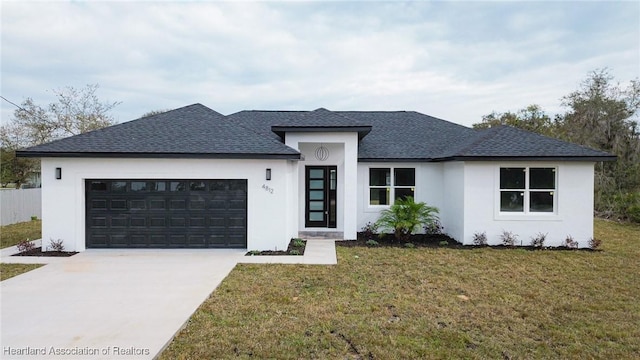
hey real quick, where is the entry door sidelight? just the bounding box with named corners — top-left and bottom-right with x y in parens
top-left (305, 166), bottom-right (337, 228)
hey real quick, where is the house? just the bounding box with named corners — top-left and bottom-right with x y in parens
top-left (17, 104), bottom-right (615, 251)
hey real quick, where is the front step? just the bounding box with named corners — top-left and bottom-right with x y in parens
top-left (298, 231), bottom-right (344, 240)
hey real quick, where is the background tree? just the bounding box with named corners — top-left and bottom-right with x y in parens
top-left (474, 69), bottom-right (640, 222)
top-left (473, 104), bottom-right (556, 137)
top-left (0, 84), bottom-right (120, 187)
top-left (557, 69), bottom-right (640, 220)
top-left (140, 109), bottom-right (171, 118)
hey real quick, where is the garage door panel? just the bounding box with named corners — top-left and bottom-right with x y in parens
top-left (86, 179), bottom-right (247, 248)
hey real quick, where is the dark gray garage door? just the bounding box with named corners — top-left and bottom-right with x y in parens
top-left (85, 179), bottom-right (247, 248)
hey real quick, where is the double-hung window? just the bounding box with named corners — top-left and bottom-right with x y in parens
top-left (500, 167), bottom-right (556, 213)
top-left (369, 168), bottom-right (415, 205)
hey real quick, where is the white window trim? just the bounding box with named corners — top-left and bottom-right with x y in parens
top-left (367, 167), bottom-right (416, 208)
top-left (494, 165), bottom-right (562, 221)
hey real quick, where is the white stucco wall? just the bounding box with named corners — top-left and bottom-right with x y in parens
top-left (356, 162), bottom-right (445, 234)
top-left (356, 160), bottom-right (595, 247)
top-left (285, 132), bottom-right (359, 239)
top-left (40, 158), bottom-right (296, 252)
top-left (441, 162), bottom-right (465, 243)
top-left (462, 161), bottom-right (595, 247)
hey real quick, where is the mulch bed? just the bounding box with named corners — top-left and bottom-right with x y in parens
top-left (246, 239), bottom-right (307, 256)
top-left (337, 233), bottom-right (598, 251)
top-left (12, 247), bottom-right (78, 257)
top-left (337, 233), bottom-right (463, 248)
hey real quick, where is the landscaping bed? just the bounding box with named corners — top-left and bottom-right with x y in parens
top-left (246, 238), bottom-right (306, 256)
top-left (12, 247), bottom-right (77, 257)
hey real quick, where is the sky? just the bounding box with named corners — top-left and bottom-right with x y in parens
top-left (1, 1), bottom-right (639, 127)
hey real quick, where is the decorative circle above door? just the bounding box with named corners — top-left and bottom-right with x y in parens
top-left (315, 144), bottom-right (330, 161)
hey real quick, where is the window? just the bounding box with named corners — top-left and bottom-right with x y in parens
top-left (369, 168), bottom-right (415, 205)
top-left (500, 167), bottom-right (555, 213)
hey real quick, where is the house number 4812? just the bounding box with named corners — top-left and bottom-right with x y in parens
top-left (262, 184), bottom-right (274, 194)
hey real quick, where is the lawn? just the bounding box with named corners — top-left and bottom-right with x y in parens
top-left (0, 220), bottom-right (42, 248)
top-left (0, 263), bottom-right (43, 281)
top-left (1, 220), bottom-right (44, 280)
top-left (160, 219), bottom-right (640, 359)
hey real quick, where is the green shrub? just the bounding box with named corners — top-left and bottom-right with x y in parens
top-left (404, 242), bottom-right (415, 248)
top-left (365, 239), bottom-right (379, 247)
top-left (375, 197), bottom-right (439, 242)
top-left (361, 222), bottom-right (379, 240)
top-left (292, 238), bottom-right (305, 247)
top-left (289, 249), bottom-right (301, 255)
top-left (438, 240), bottom-right (449, 246)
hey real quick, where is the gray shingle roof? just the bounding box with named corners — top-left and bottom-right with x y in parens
top-left (18, 104), bottom-right (615, 162)
top-left (17, 104), bottom-right (301, 159)
top-left (447, 125), bottom-right (615, 160)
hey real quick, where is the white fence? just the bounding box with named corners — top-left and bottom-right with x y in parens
top-left (0, 188), bottom-right (42, 226)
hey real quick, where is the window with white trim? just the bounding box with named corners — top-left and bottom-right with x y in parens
top-left (369, 168), bottom-right (415, 205)
top-left (500, 167), bottom-right (556, 213)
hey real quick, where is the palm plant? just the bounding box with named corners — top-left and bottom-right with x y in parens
top-left (375, 197), bottom-right (440, 242)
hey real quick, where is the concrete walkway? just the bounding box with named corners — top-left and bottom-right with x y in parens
top-left (0, 240), bottom-right (336, 360)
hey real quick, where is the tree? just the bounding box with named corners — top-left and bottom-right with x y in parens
top-left (473, 69), bottom-right (640, 222)
top-left (557, 69), bottom-right (640, 219)
top-left (473, 104), bottom-right (556, 136)
top-left (0, 84), bottom-right (120, 187)
top-left (140, 109), bottom-right (171, 118)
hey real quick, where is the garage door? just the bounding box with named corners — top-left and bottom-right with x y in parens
top-left (85, 179), bottom-right (247, 248)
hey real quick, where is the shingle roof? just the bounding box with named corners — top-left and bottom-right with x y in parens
top-left (17, 104), bottom-right (301, 159)
top-left (446, 125), bottom-right (615, 160)
top-left (18, 104), bottom-right (615, 162)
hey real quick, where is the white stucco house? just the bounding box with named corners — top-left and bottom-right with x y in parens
top-left (17, 104), bottom-right (615, 251)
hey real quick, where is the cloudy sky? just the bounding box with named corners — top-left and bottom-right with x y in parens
top-left (1, 1), bottom-right (638, 127)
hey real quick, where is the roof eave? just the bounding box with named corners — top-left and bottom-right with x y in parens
top-left (271, 126), bottom-right (372, 140)
top-left (440, 155), bottom-right (618, 162)
top-left (15, 151), bottom-right (302, 160)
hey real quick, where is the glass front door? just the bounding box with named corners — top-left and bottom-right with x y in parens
top-left (305, 166), bottom-right (337, 228)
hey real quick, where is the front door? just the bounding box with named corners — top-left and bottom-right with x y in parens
top-left (305, 166), bottom-right (337, 228)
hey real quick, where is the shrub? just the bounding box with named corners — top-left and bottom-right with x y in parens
top-left (31, 215), bottom-right (38, 221)
top-left (292, 238), bottom-right (305, 247)
top-left (565, 235), bottom-right (579, 249)
top-left (438, 240), bottom-right (449, 246)
top-left (588, 237), bottom-right (603, 250)
top-left (17, 238), bottom-right (35, 253)
top-left (48, 238), bottom-right (65, 252)
top-left (500, 231), bottom-right (518, 246)
top-left (375, 197), bottom-right (439, 242)
top-left (530, 233), bottom-right (547, 248)
top-left (365, 239), bottom-right (379, 247)
top-left (404, 242), bottom-right (415, 248)
top-left (472, 232), bottom-right (488, 246)
top-left (289, 249), bottom-right (301, 255)
top-left (424, 219), bottom-right (444, 235)
top-left (361, 222), bottom-right (379, 240)
top-left (248, 250), bottom-right (261, 256)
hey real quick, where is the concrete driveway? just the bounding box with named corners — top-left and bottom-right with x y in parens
top-left (1, 249), bottom-right (245, 360)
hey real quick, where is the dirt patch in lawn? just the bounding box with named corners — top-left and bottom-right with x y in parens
top-left (246, 238), bottom-right (306, 256)
top-left (12, 247), bottom-right (78, 257)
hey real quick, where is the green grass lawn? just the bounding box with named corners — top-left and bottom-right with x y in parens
top-left (1, 220), bottom-right (45, 280)
top-left (0, 220), bottom-right (42, 248)
top-left (160, 219), bottom-right (640, 359)
top-left (0, 263), bottom-right (43, 281)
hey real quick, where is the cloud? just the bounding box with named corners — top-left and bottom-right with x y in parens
top-left (1, 1), bottom-right (638, 127)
